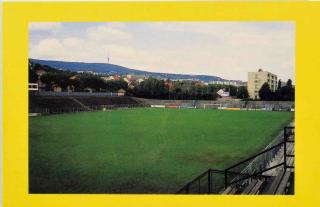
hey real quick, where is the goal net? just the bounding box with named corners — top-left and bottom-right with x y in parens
top-left (203, 103), bottom-right (222, 109)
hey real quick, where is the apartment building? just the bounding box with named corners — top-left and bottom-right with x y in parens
top-left (248, 69), bottom-right (277, 99)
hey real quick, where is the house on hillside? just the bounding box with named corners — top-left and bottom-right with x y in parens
top-left (102, 76), bottom-right (113, 81)
top-left (128, 81), bottom-right (137, 89)
top-left (69, 75), bottom-right (78, 80)
top-left (123, 77), bottom-right (130, 83)
top-left (137, 78), bottom-right (145, 84)
top-left (112, 75), bottom-right (121, 81)
top-left (117, 89), bottom-right (126, 96)
top-left (125, 74), bottom-right (146, 83)
top-left (102, 75), bottom-right (121, 81)
top-left (35, 69), bottom-right (46, 77)
top-left (52, 84), bottom-right (62, 92)
top-left (217, 89), bottom-right (230, 97)
top-left (124, 74), bottom-right (147, 89)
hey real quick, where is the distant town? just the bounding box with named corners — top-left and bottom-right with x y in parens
top-left (29, 59), bottom-right (294, 101)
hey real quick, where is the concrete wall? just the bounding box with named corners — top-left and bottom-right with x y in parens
top-left (136, 98), bottom-right (294, 110)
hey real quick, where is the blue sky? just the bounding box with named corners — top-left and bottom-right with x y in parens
top-left (29, 22), bottom-right (295, 81)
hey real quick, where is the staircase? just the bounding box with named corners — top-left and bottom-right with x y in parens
top-left (70, 97), bottom-right (92, 111)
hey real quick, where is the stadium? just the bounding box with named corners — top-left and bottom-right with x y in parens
top-left (29, 94), bottom-right (294, 194)
top-left (28, 22), bottom-right (295, 195)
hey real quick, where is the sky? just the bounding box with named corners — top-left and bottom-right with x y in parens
top-left (29, 22), bottom-right (295, 82)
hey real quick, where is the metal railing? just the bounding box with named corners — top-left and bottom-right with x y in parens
top-left (225, 126), bottom-right (294, 188)
top-left (177, 126), bottom-right (295, 194)
top-left (176, 169), bottom-right (225, 194)
top-left (224, 142), bottom-right (284, 187)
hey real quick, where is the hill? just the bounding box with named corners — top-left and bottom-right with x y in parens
top-left (29, 58), bottom-right (224, 82)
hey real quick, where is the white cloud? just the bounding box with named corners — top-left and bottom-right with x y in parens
top-left (30, 36), bottom-right (136, 63)
top-left (86, 25), bottom-right (132, 42)
top-left (30, 38), bottom-right (64, 59)
top-left (29, 22), bottom-right (294, 81)
top-left (29, 22), bottom-right (62, 31)
top-left (62, 37), bottom-right (86, 48)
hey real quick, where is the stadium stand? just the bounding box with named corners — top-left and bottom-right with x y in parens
top-left (177, 125), bottom-right (295, 195)
top-left (29, 95), bottom-right (143, 114)
top-left (29, 96), bottom-right (81, 110)
top-left (30, 95), bottom-right (294, 115)
top-left (74, 96), bottom-right (140, 106)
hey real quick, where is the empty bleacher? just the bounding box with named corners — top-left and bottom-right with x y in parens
top-left (177, 126), bottom-right (295, 195)
top-left (75, 96), bottom-right (140, 106)
top-left (29, 96), bottom-right (81, 111)
top-left (29, 95), bottom-right (143, 115)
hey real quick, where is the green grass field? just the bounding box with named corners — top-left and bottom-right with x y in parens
top-left (29, 108), bottom-right (293, 193)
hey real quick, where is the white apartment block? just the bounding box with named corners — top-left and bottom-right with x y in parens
top-left (248, 69), bottom-right (277, 99)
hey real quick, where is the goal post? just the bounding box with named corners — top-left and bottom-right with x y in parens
top-left (203, 103), bottom-right (222, 110)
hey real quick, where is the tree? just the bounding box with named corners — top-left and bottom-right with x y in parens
top-left (133, 78), bottom-right (167, 99)
top-left (29, 64), bottom-right (38, 83)
top-left (74, 75), bottom-right (103, 91)
top-left (286, 79), bottom-right (293, 88)
top-left (105, 79), bottom-right (128, 92)
top-left (228, 85), bottom-right (237, 96)
top-left (236, 86), bottom-right (249, 100)
top-left (277, 79), bottom-right (282, 91)
top-left (278, 79), bottom-right (294, 101)
top-left (259, 83), bottom-right (272, 100)
top-left (40, 73), bottom-right (57, 91)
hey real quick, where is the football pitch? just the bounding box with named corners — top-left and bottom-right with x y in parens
top-left (29, 108), bottom-right (293, 193)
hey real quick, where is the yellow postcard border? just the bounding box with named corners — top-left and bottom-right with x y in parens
top-left (2, 1), bottom-right (320, 207)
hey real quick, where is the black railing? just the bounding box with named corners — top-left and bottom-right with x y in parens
top-left (176, 169), bottom-right (225, 194)
top-left (177, 126), bottom-right (294, 194)
top-left (225, 126), bottom-right (294, 188)
top-left (225, 143), bottom-right (283, 187)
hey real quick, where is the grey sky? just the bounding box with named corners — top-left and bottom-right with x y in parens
top-left (29, 22), bottom-right (295, 82)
